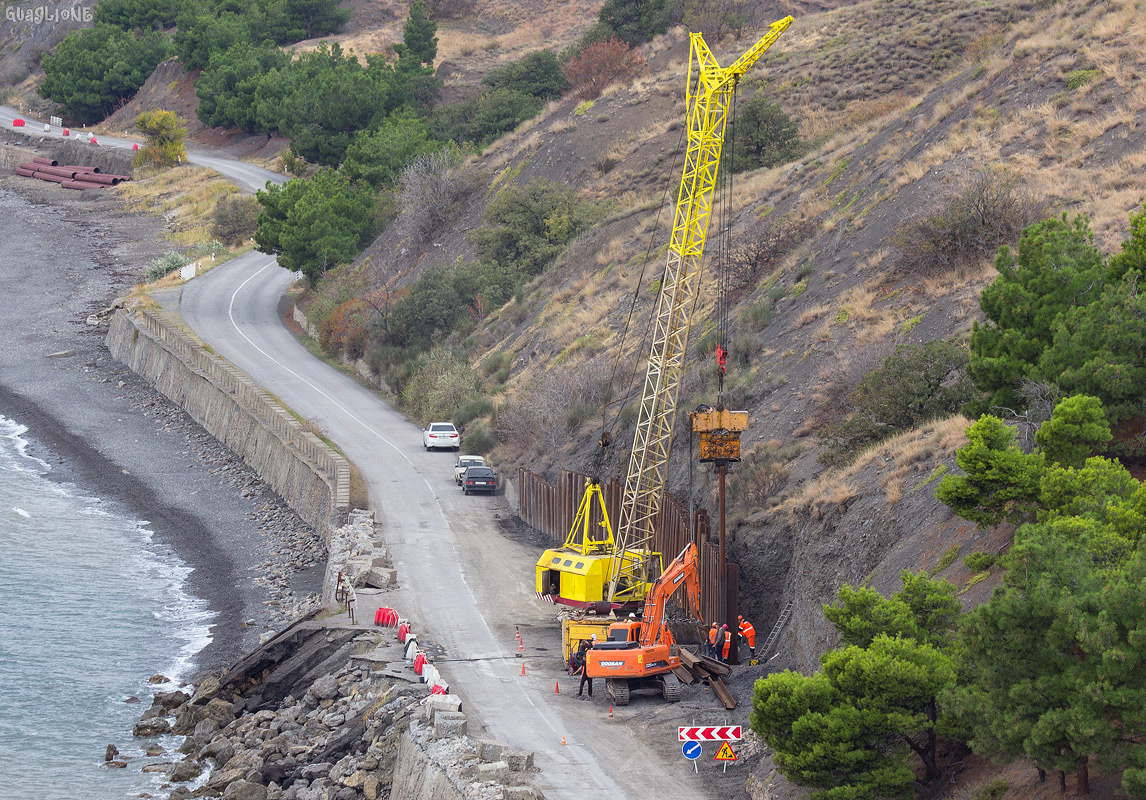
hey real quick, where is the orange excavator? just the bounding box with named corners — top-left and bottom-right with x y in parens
top-left (584, 542), bottom-right (701, 705)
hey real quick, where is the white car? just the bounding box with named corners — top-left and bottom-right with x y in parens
top-left (423, 422), bottom-right (460, 451)
top-left (455, 455), bottom-right (486, 484)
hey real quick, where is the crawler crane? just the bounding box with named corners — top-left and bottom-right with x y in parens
top-left (535, 17), bottom-right (793, 620)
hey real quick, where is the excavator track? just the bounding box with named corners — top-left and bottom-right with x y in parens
top-left (606, 679), bottom-right (631, 706)
top-left (661, 672), bottom-right (682, 703)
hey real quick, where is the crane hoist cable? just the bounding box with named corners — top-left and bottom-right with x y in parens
top-left (590, 122), bottom-right (691, 480)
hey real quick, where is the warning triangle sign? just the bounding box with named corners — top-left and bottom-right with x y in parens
top-left (715, 742), bottom-right (737, 761)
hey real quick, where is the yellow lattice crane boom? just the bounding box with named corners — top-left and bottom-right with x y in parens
top-left (535, 16), bottom-right (792, 611)
top-left (607, 17), bottom-right (792, 604)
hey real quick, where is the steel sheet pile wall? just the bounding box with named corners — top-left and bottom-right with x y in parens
top-left (517, 468), bottom-right (733, 624)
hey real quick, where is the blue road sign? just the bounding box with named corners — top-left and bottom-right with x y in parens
top-left (683, 741), bottom-right (702, 760)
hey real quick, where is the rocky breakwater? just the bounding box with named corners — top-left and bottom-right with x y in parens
top-left (128, 512), bottom-right (543, 800)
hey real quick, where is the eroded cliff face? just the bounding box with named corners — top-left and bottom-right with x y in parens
top-left (730, 418), bottom-right (1012, 675)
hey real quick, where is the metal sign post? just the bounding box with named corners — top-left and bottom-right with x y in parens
top-left (683, 741), bottom-right (701, 773)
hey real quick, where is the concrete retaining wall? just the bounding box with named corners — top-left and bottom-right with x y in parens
top-left (106, 308), bottom-right (349, 535)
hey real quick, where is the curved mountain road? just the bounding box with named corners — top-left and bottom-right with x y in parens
top-left (177, 255), bottom-right (709, 799)
top-left (2, 106), bottom-right (715, 798)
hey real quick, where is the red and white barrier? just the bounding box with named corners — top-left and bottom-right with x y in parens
top-left (414, 652), bottom-right (426, 675)
top-left (374, 607), bottom-right (398, 626)
top-left (62, 128), bottom-right (70, 136)
top-left (398, 621), bottom-right (409, 642)
top-left (12, 118), bottom-right (24, 127)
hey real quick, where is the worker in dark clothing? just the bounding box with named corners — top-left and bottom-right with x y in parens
top-left (719, 624), bottom-right (732, 663)
top-left (577, 634), bottom-right (596, 698)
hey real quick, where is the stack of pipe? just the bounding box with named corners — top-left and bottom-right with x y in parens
top-left (16, 157), bottom-right (133, 190)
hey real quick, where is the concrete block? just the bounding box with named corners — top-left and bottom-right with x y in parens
top-left (364, 568), bottom-right (396, 588)
top-left (427, 695), bottom-right (463, 721)
top-left (369, 553), bottom-right (390, 567)
top-left (477, 740), bottom-right (511, 763)
top-left (505, 750), bottom-right (534, 772)
top-left (503, 787), bottom-right (544, 800)
top-left (477, 761), bottom-right (510, 783)
top-left (433, 711), bottom-right (467, 738)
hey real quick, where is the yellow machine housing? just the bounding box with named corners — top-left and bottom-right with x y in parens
top-left (534, 480), bottom-right (658, 608)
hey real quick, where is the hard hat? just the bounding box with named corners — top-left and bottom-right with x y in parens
top-left (628, 613), bottom-right (636, 619)
top-left (710, 622), bottom-right (717, 628)
top-left (738, 615), bottom-right (744, 621)
top-left (590, 634), bottom-right (597, 640)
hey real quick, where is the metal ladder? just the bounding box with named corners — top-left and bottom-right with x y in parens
top-left (761, 600), bottom-right (794, 658)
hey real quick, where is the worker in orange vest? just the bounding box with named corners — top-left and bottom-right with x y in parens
top-left (738, 615), bottom-right (757, 659)
top-left (706, 622), bottom-right (719, 659)
top-left (720, 624), bottom-right (732, 663)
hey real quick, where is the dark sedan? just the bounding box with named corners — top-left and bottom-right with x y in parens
top-left (462, 466), bottom-right (497, 495)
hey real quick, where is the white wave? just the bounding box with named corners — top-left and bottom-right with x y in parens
top-left (10, 507), bottom-right (29, 518)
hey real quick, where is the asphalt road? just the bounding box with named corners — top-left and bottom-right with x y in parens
top-left (2, 105), bottom-right (715, 797)
top-left (0, 106), bottom-right (284, 192)
top-left (174, 255), bottom-right (715, 798)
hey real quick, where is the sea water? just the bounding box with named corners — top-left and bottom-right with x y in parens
top-left (0, 415), bottom-right (214, 800)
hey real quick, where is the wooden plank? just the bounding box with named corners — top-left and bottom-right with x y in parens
top-left (708, 675), bottom-right (737, 710)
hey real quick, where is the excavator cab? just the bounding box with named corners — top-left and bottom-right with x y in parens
top-left (606, 620), bottom-right (641, 643)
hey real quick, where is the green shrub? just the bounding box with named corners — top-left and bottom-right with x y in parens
top-left (462, 421), bottom-right (496, 454)
top-left (963, 551), bottom-right (997, 572)
top-left (212, 194), bottom-right (260, 245)
top-left (892, 168), bottom-right (1044, 277)
top-left (430, 88), bottom-right (543, 147)
top-left (1034, 394), bottom-right (1112, 468)
top-left (483, 50), bottom-right (567, 100)
top-left (481, 352), bottom-right (512, 377)
top-left (469, 179), bottom-right (597, 278)
top-left (745, 298), bottom-right (775, 330)
top-left (134, 110), bottom-right (188, 169)
top-left (730, 97), bottom-right (803, 172)
top-left (972, 779), bottom-right (1008, 799)
top-left (146, 251), bottom-right (190, 281)
top-left (820, 339), bottom-right (974, 464)
top-left (930, 545), bottom-right (962, 575)
top-left (453, 396), bottom-right (493, 429)
top-left (1065, 68), bottom-right (1099, 90)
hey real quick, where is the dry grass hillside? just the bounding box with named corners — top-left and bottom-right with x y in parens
top-left (333, 0), bottom-right (1146, 689)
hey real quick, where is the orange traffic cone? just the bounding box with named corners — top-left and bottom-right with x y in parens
top-left (561, 736), bottom-right (567, 745)
top-left (517, 639), bottom-right (525, 656)
top-left (608, 705), bottom-right (614, 720)
top-left (520, 661), bottom-right (526, 676)
top-left (554, 681), bottom-right (560, 694)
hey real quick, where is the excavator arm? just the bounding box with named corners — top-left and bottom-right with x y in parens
top-left (639, 543), bottom-right (701, 647)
